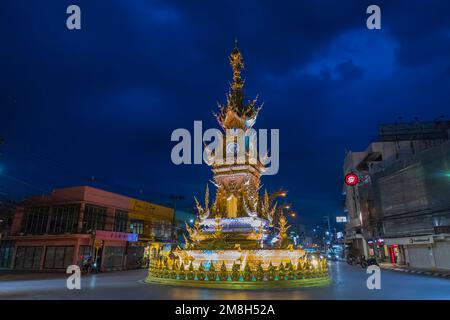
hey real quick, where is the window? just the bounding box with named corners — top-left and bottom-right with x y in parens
top-left (44, 246), bottom-right (74, 269)
top-left (49, 205), bottom-right (80, 234)
top-left (82, 204), bottom-right (107, 232)
top-left (79, 245), bottom-right (92, 258)
top-left (15, 246), bottom-right (43, 270)
top-left (0, 241), bottom-right (15, 268)
top-left (21, 207), bottom-right (50, 235)
top-left (150, 221), bottom-right (172, 241)
top-left (114, 210), bottom-right (128, 232)
top-left (129, 219), bottom-right (144, 235)
top-left (103, 246), bottom-right (125, 270)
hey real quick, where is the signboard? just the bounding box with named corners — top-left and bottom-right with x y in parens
top-left (434, 226), bottom-right (450, 234)
top-left (336, 216), bottom-right (348, 223)
top-left (95, 230), bottom-right (139, 242)
top-left (129, 199), bottom-right (155, 214)
top-left (385, 235), bottom-right (434, 245)
top-left (94, 239), bottom-right (104, 249)
top-left (344, 172), bottom-right (358, 186)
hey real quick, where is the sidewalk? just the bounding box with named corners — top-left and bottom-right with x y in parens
top-left (379, 262), bottom-right (450, 279)
top-left (0, 270), bottom-right (69, 282)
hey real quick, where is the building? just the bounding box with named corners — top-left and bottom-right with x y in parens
top-left (0, 186), bottom-right (174, 271)
top-left (0, 200), bottom-right (16, 269)
top-left (343, 121), bottom-right (450, 270)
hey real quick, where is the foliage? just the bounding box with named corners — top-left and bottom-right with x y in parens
top-left (231, 262), bottom-right (240, 281)
top-left (219, 262), bottom-right (228, 281)
top-left (244, 263), bottom-right (252, 281)
top-left (208, 263), bottom-right (216, 281)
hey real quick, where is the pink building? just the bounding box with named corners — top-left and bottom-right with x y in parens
top-left (2, 186), bottom-right (174, 272)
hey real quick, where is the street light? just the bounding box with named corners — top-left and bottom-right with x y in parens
top-left (269, 189), bottom-right (287, 202)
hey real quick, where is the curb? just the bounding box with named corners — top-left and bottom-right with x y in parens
top-left (145, 275), bottom-right (332, 290)
top-left (380, 265), bottom-right (450, 279)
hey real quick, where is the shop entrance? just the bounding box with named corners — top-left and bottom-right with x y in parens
top-left (389, 245), bottom-right (401, 264)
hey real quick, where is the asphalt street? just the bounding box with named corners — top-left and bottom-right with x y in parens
top-left (0, 262), bottom-right (449, 299)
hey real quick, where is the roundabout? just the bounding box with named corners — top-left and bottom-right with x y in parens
top-left (146, 43), bottom-right (331, 290)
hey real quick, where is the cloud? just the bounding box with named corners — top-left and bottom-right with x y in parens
top-left (114, 0), bottom-right (183, 27)
top-left (334, 61), bottom-right (364, 81)
top-left (1, 0), bottom-right (450, 224)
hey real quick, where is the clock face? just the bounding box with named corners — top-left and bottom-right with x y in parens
top-left (226, 142), bottom-right (239, 154)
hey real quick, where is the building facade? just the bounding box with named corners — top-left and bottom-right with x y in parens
top-left (343, 121), bottom-right (450, 271)
top-left (0, 200), bottom-right (16, 269)
top-left (0, 186), bottom-right (174, 271)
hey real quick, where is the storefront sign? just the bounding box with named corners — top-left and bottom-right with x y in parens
top-left (434, 226), bottom-right (450, 234)
top-left (95, 230), bottom-right (139, 242)
top-left (344, 172), bottom-right (358, 186)
top-left (385, 235), bottom-right (434, 245)
top-left (410, 236), bottom-right (433, 244)
top-left (336, 216), bottom-right (347, 223)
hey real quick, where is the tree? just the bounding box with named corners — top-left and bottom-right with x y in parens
top-left (244, 263), bottom-right (252, 281)
top-left (231, 262), bottom-right (240, 281)
top-left (208, 263), bottom-right (216, 281)
top-left (219, 262), bottom-right (228, 281)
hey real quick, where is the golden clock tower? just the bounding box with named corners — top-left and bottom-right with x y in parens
top-left (186, 42), bottom-right (277, 249)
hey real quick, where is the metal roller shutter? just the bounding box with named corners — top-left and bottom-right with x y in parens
top-left (434, 241), bottom-right (450, 270)
top-left (406, 245), bottom-right (433, 269)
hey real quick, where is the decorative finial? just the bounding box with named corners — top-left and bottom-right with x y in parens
top-left (214, 41), bottom-right (262, 129)
top-left (229, 41), bottom-right (244, 100)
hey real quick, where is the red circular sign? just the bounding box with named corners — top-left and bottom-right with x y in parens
top-left (345, 172), bottom-right (358, 186)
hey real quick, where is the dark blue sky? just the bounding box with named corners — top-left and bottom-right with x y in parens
top-left (1, 1), bottom-right (450, 226)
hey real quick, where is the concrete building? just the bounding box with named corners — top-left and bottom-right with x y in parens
top-left (343, 121), bottom-right (450, 271)
top-left (0, 186), bottom-right (174, 271)
top-left (0, 200), bottom-right (16, 269)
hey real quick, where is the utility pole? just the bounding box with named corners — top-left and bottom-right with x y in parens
top-left (169, 195), bottom-right (184, 243)
top-left (169, 195), bottom-right (184, 221)
top-left (323, 215), bottom-right (331, 233)
top-left (323, 215), bottom-right (331, 252)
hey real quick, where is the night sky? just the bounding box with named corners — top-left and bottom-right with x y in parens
top-left (1, 1), bottom-right (450, 227)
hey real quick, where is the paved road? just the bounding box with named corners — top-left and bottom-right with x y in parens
top-left (1, 262), bottom-right (449, 299)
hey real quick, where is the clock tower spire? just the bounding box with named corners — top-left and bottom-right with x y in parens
top-left (214, 41), bottom-right (262, 130)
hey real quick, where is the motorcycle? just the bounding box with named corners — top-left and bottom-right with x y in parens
top-left (347, 254), bottom-right (379, 268)
top-left (359, 256), bottom-right (369, 268)
top-left (80, 256), bottom-right (99, 274)
top-left (346, 254), bottom-right (357, 265)
top-left (358, 256), bottom-right (379, 268)
top-left (367, 257), bottom-right (379, 267)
